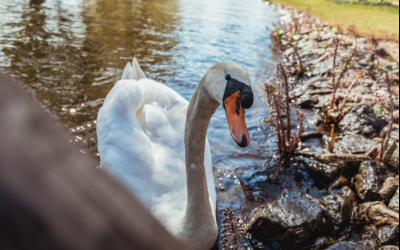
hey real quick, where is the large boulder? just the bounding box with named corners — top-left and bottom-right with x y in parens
top-left (389, 188), bottom-right (399, 213)
top-left (325, 241), bottom-right (378, 250)
top-left (339, 104), bottom-right (388, 138)
top-left (363, 225), bottom-right (399, 246)
top-left (355, 161), bottom-right (397, 201)
top-left (333, 135), bottom-right (379, 154)
top-left (248, 189), bottom-right (325, 249)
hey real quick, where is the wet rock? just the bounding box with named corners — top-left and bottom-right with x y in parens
top-left (301, 131), bottom-right (325, 141)
top-left (308, 112), bottom-right (323, 126)
top-left (375, 104), bottom-right (390, 116)
top-left (314, 95), bottom-right (330, 108)
top-left (300, 158), bottom-right (341, 183)
top-left (389, 146), bottom-right (399, 169)
top-left (293, 34), bottom-right (302, 41)
top-left (339, 104), bottom-right (389, 138)
top-left (379, 124), bottom-right (400, 143)
top-left (364, 79), bottom-right (375, 88)
top-left (312, 67), bottom-right (329, 76)
top-left (363, 225), bottom-right (399, 246)
top-left (319, 194), bottom-right (347, 231)
top-left (354, 85), bottom-right (374, 94)
top-left (329, 175), bottom-right (350, 190)
top-left (342, 185), bottom-right (358, 206)
top-left (319, 186), bottom-right (356, 230)
top-left (379, 176), bottom-right (399, 202)
top-left (355, 161), bottom-right (397, 201)
top-left (333, 135), bottom-right (379, 155)
top-left (290, 81), bottom-right (315, 99)
top-left (297, 94), bottom-right (319, 109)
top-left (309, 31), bottom-right (321, 41)
top-left (308, 88), bottom-right (333, 96)
top-left (313, 236), bottom-right (348, 250)
top-left (349, 87), bottom-right (374, 100)
top-left (311, 78), bottom-right (330, 89)
top-left (290, 87), bottom-right (307, 99)
top-left (389, 188), bottom-right (399, 213)
top-left (248, 189), bottom-right (325, 249)
top-left (299, 152), bottom-right (370, 168)
top-left (313, 237), bottom-right (337, 250)
top-left (380, 246), bottom-right (399, 250)
top-left (321, 32), bottom-right (335, 41)
top-left (300, 50), bottom-right (320, 60)
top-left (357, 202), bottom-right (399, 227)
top-left (325, 241), bottom-right (378, 250)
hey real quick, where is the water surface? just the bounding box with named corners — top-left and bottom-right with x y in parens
top-left (0, 0), bottom-right (327, 248)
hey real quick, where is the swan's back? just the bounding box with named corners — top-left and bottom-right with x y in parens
top-left (97, 59), bottom-right (216, 232)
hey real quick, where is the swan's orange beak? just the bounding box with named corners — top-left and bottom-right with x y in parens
top-left (224, 91), bottom-right (251, 148)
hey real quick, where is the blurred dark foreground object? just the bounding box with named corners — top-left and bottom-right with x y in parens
top-left (0, 72), bottom-right (193, 250)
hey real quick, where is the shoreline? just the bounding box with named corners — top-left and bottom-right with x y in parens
top-left (243, 4), bottom-right (400, 249)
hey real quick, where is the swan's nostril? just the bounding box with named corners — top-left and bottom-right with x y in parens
top-left (237, 135), bottom-right (248, 148)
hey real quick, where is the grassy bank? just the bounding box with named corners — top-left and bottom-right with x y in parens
top-left (270, 0), bottom-right (399, 38)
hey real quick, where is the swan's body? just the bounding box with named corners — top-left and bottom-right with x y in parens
top-left (97, 59), bottom-right (253, 250)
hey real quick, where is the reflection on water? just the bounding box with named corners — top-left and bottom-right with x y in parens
top-left (0, 0), bottom-right (327, 248)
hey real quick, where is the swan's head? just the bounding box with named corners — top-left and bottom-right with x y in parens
top-left (204, 62), bottom-right (254, 148)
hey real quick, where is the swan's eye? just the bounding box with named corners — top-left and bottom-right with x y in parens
top-left (225, 74), bottom-right (231, 81)
top-left (241, 86), bottom-right (254, 109)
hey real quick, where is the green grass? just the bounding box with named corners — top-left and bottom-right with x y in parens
top-left (271, 0), bottom-right (399, 38)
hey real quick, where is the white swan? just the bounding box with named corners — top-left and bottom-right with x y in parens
top-left (97, 58), bottom-right (254, 250)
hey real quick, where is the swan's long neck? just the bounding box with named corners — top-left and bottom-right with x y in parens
top-left (180, 78), bottom-right (219, 246)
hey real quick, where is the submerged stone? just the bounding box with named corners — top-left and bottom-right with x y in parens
top-left (339, 104), bottom-right (388, 138)
top-left (248, 189), bottom-right (325, 249)
top-left (355, 161), bottom-right (397, 201)
top-left (333, 135), bottom-right (379, 155)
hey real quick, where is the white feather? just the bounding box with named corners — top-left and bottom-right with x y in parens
top-left (97, 77), bottom-right (216, 233)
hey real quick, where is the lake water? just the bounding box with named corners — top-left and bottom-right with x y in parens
top-left (0, 0), bottom-right (327, 248)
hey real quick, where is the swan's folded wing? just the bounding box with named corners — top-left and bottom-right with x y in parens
top-left (139, 79), bottom-right (189, 140)
top-left (97, 80), bottom-right (155, 206)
